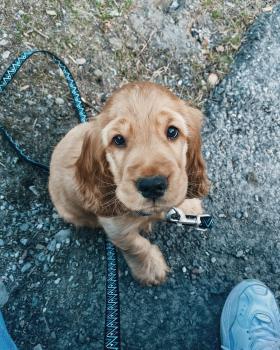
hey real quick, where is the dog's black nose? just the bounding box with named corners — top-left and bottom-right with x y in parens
top-left (136, 176), bottom-right (168, 200)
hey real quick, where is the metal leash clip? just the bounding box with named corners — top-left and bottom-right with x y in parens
top-left (165, 207), bottom-right (213, 231)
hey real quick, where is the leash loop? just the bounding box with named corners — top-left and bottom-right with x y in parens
top-left (0, 49), bottom-right (87, 172)
top-left (0, 50), bottom-right (121, 350)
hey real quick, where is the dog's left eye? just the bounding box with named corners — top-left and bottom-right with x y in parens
top-left (112, 134), bottom-right (126, 147)
top-left (167, 126), bottom-right (179, 140)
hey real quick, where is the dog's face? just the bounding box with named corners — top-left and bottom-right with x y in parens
top-left (76, 82), bottom-right (209, 216)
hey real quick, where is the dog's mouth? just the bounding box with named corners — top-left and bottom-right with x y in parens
top-left (132, 203), bottom-right (170, 217)
top-left (134, 210), bottom-right (153, 217)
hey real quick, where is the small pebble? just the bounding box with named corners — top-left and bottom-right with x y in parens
top-left (76, 58), bottom-right (86, 65)
top-left (169, 0), bottom-right (180, 10)
top-left (29, 186), bottom-right (39, 196)
top-left (55, 97), bottom-right (64, 105)
top-left (0, 39), bottom-right (8, 46)
top-left (211, 257), bottom-right (217, 263)
top-left (55, 229), bottom-right (71, 243)
top-left (9, 275), bottom-right (14, 282)
top-left (51, 331), bottom-right (56, 339)
top-left (262, 6), bottom-right (273, 12)
top-left (34, 344), bottom-right (43, 350)
top-left (0, 281), bottom-right (9, 307)
top-left (236, 250), bottom-right (244, 258)
top-left (182, 266), bottom-right (187, 273)
top-left (208, 73), bottom-right (219, 86)
top-left (20, 223), bottom-right (29, 232)
top-left (235, 211), bottom-right (242, 219)
top-left (21, 262), bottom-right (32, 273)
top-left (20, 238), bottom-right (28, 246)
top-left (37, 252), bottom-right (46, 262)
top-left (47, 239), bottom-right (56, 252)
top-left (94, 69), bottom-right (103, 78)
top-left (46, 9), bottom-right (57, 16)
top-left (54, 278), bottom-right (61, 285)
top-left (216, 45), bottom-right (225, 52)
top-left (2, 51), bottom-right (10, 59)
top-left (0, 239), bottom-right (4, 246)
top-left (192, 267), bottom-right (204, 275)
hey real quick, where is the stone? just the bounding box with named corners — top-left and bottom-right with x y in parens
top-left (169, 0), bottom-right (180, 11)
top-left (94, 69), bottom-right (103, 78)
top-left (47, 239), bottom-right (56, 252)
top-left (2, 51), bottom-right (10, 59)
top-left (55, 97), bottom-right (64, 105)
top-left (20, 238), bottom-right (28, 246)
top-left (236, 250), bottom-right (244, 258)
top-left (0, 39), bottom-right (8, 46)
top-left (76, 58), bottom-right (86, 65)
top-left (20, 223), bottom-right (29, 232)
top-left (46, 10), bottom-right (57, 16)
top-left (0, 281), bottom-right (9, 306)
top-left (21, 262), bottom-right (32, 273)
top-left (208, 73), bottom-right (219, 86)
top-left (55, 229), bottom-right (71, 243)
top-left (34, 344), bottom-right (43, 350)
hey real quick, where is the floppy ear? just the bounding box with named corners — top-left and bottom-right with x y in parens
top-left (75, 123), bottom-right (124, 216)
top-left (180, 104), bottom-right (210, 198)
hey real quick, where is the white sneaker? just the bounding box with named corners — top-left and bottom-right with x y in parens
top-left (220, 279), bottom-right (280, 350)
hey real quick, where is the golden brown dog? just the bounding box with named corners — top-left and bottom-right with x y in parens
top-left (49, 82), bottom-right (209, 285)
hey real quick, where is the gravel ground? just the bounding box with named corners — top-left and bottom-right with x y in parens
top-left (1, 1), bottom-right (280, 350)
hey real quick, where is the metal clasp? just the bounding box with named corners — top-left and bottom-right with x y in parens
top-left (165, 207), bottom-right (213, 231)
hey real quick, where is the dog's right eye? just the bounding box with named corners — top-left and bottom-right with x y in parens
top-left (112, 134), bottom-right (126, 147)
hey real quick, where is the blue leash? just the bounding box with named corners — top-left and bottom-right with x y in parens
top-left (0, 50), bottom-right (121, 350)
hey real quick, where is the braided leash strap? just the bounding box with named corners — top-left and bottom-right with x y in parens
top-left (105, 242), bottom-right (121, 350)
top-left (0, 50), bottom-right (121, 350)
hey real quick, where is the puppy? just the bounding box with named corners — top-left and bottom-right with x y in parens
top-left (49, 82), bottom-right (209, 285)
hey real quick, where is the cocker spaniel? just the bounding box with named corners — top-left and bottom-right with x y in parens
top-left (49, 82), bottom-right (209, 285)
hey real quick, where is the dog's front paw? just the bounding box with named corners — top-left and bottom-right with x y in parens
top-left (178, 198), bottom-right (203, 215)
top-left (127, 244), bottom-right (169, 286)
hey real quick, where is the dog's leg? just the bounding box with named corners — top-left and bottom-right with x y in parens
top-left (139, 221), bottom-right (153, 234)
top-left (113, 230), bottom-right (169, 285)
top-left (99, 216), bottom-right (169, 285)
top-left (178, 198), bottom-right (203, 215)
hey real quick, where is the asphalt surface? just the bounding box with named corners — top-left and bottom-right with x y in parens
top-left (1, 3), bottom-right (280, 350)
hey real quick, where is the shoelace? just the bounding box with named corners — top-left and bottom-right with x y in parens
top-left (221, 325), bottom-right (280, 350)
